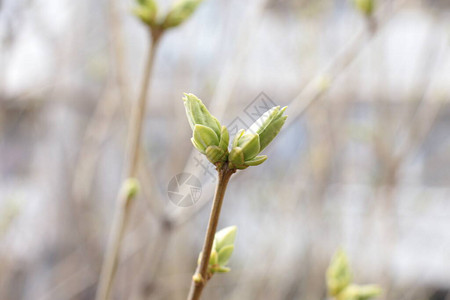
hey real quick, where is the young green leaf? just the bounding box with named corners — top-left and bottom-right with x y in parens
top-left (163, 0), bottom-right (203, 28)
top-left (217, 245), bottom-right (234, 266)
top-left (256, 106), bottom-right (287, 152)
top-left (236, 133), bottom-right (260, 160)
top-left (327, 250), bottom-right (352, 296)
top-left (133, 0), bottom-right (158, 26)
top-left (214, 226), bottom-right (237, 251)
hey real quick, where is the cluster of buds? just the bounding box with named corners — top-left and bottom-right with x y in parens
top-left (327, 250), bottom-right (381, 300)
top-left (183, 93), bottom-right (287, 170)
top-left (196, 226), bottom-right (237, 277)
top-left (229, 106), bottom-right (287, 169)
top-left (133, 0), bottom-right (203, 30)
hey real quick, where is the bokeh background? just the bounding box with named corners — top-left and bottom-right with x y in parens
top-left (1, 0), bottom-right (450, 299)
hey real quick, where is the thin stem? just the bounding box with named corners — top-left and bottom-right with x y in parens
top-left (95, 31), bottom-right (162, 300)
top-left (187, 164), bottom-right (235, 300)
top-left (126, 33), bottom-right (161, 177)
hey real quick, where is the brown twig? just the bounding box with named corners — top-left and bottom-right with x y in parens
top-left (187, 164), bottom-right (235, 300)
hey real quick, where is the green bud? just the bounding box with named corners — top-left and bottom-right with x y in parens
top-left (121, 178), bottom-right (140, 199)
top-left (183, 93), bottom-right (221, 136)
top-left (192, 124), bottom-right (219, 152)
top-left (236, 133), bottom-right (260, 159)
top-left (133, 0), bottom-right (158, 26)
top-left (212, 226), bottom-right (237, 273)
top-left (197, 226), bottom-right (237, 276)
top-left (205, 146), bottom-right (227, 165)
top-left (328, 249), bottom-right (381, 300)
top-left (327, 250), bottom-right (352, 296)
top-left (192, 273), bottom-right (203, 283)
top-left (229, 131), bottom-right (263, 169)
top-left (352, 0), bottom-right (375, 16)
top-left (183, 94), bottom-right (229, 165)
top-left (163, 0), bottom-right (203, 29)
top-left (228, 147), bottom-right (246, 169)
